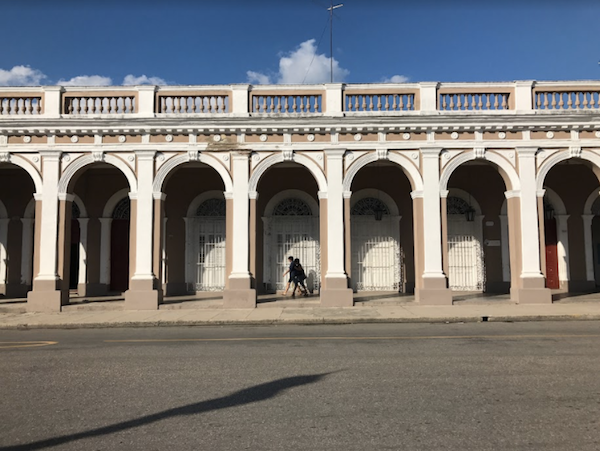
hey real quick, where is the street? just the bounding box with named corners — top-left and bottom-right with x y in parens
top-left (1, 322), bottom-right (600, 450)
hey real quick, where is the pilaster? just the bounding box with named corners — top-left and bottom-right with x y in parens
top-left (415, 147), bottom-right (451, 305)
top-left (27, 152), bottom-right (63, 312)
top-left (320, 149), bottom-right (353, 307)
top-left (223, 151), bottom-right (256, 308)
top-left (125, 151), bottom-right (160, 309)
top-left (515, 147), bottom-right (551, 303)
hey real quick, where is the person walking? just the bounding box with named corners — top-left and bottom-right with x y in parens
top-left (282, 256), bottom-right (295, 296)
top-left (291, 258), bottom-right (309, 297)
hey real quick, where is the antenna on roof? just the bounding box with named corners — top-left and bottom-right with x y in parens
top-left (327, 0), bottom-right (343, 83)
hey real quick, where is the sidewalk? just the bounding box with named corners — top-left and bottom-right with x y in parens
top-left (1, 298), bottom-right (600, 330)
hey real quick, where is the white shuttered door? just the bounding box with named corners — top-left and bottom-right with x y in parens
top-left (447, 216), bottom-right (484, 291)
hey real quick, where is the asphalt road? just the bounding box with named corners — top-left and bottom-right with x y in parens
top-left (1, 322), bottom-right (600, 451)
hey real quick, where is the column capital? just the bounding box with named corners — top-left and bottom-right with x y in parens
top-left (516, 146), bottom-right (539, 157)
top-left (319, 191), bottom-right (329, 199)
top-left (504, 190), bottom-right (521, 199)
top-left (536, 189), bottom-right (546, 198)
top-left (135, 150), bottom-right (157, 161)
top-left (152, 192), bottom-right (167, 201)
top-left (248, 191), bottom-right (258, 200)
top-left (342, 191), bottom-right (352, 199)
top-left (324, 148), bottom-right (346, 158)
top-left (440, 189), bottom-right (449, 198)
top-left (410, 190), bottom-right (424, 199)
top-left (421, 147), bottom-right (444, 157)
top-left (58, 193), bottom-right (74, 202)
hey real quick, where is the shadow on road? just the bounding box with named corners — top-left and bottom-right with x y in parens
top-left (1, 372), bottom-right (333, 451)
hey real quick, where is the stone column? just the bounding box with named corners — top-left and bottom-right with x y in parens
top-left (20, 217), bottom-right (34, 287)
top-left (416, 147), bottom-right (451, 305)
top-left (515, 148), bottom-right (551, 303)
top-left (77, 217), bottom-right (89, 296)
top-left (223, 151), bottom-right (256, 308)
top-left (125, 151), bottom-right (160, 309)
top-left (582, 215), bottom-right (595, 283)
top-left (152, 193), bottom-right (165, 301)
top-left (343, 192), bottom-right (352, 288)
top-left (99, 217), bottom-right (112, 293)
top-left (320, 149), bottom-right (353, 306)
top-left (0, 218), bottom-right (8, 295)
top-left (56, 194), bottom-right (73, 305)
top-left (27, 152), bottom-right (63, 312)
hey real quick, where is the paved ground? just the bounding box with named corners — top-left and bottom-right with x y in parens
top-left (1, 322), bottom-right (600, 450)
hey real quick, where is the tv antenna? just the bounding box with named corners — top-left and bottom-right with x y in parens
top-left (327, 1), bottom-right (343, 83)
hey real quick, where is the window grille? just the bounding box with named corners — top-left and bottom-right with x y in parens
top-left (195, 198), bottom-right (226, 217)
top-left (112, 198), bottom-right (130, 220)
top-left (351, 197), bottom-right (390, 216)
top-left (272, 198), bottom-right (312, 216)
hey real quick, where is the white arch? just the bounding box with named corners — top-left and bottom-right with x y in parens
top-left (186, 190), bottom-right (226, 217)
top-left (543, 187), bottom-right (567, 215)
top-left (350, 188), bottom-right (400, 216)
top-left (58, 154), bottom-right (137, 194)
top-left (264, 189), bottom-right (320, 217)
top-left (152, 153), bottom-right (233, 194)
top-left (102, 188), bottom-right (130, 218)
top-left (2, 155), bottom-right (43, 194)
top-left (440, 150), bottom-right (521, 192)
top-left (342, 152), bottom-right (423, 192)
top-left (248, 153), bottom-right (327, 194)
top-left (446, 188), bottom-right (483, 215)
top-left (537, 149), bottom-right (600, 191)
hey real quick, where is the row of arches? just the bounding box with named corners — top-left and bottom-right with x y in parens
top-left (2, 149), bottom-right (600, 305)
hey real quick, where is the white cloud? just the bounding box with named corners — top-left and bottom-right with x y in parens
top-left (58, 75), bottom-right (113, 86)
top-left (246, 71), bottom-right (272, 85)
top-left (382, 74), bottom-right (409, 83)
top-left (122, 74), bottom-right (167, 85)
top-left (0, 65), bottom-right (46, 86)
top-left (247, 39), bottom-right (349, 85)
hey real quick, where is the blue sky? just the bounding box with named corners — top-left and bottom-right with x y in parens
top-left (1, 0), bottom-right (599, 86)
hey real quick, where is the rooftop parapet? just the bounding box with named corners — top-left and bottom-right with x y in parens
top-left (1, 81), bottom-right (599, 119)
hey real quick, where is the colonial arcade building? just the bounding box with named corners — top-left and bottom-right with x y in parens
top-left (1, 81), bottom-right (600, 311)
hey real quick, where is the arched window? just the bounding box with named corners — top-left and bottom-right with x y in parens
top-left (196, 198), bottom-right (226, 217)
top-left (351, 197), bottom-right (390, 216)
top-left (112, 198), bottom-right (130, 220)
top-left (447, 196), bottom-right (473, 214)
top-left (272, 198), bottom-right (312, 216)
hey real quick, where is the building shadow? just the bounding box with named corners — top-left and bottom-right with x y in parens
top-left (1, 372), bottom-right (333, 451)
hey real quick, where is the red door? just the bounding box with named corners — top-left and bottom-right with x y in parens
top-left (110, 219), bottom-right (130, 292)
top-left (545, 219), bottom-right (560, 289)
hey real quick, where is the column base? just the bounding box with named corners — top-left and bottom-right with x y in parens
top-left (27, 290), bottom-right (64, 312)
top-left (320, 276), bottom-right (353, 307)
top-left (320, 288), bottom-right (353, 307)
top-left (223, 289), bottom-right (257, 308)
top-left (124, 278), bottom-right (161, 310)
top-left (415, 275), bottom-right (452, 305)
top-left (512, 288), bottom-right (552, 304)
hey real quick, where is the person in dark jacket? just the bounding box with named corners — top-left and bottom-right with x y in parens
top-left (291, 258), bottom-right (308, 297)
top-left (282, 256), bottom-right (295, 296)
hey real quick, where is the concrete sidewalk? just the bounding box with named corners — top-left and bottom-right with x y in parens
top-left (1, 300), bottom-right (600, 329)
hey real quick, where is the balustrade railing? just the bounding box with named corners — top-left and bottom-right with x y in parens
top-left (0, 95), bottom-right (42, 115)
top-left (344, 91), bottom-right (416, 112)
top-left (157, 94), bottom-right (229, 113)
top-left (63, 95), bottom-right (136, 114)
top-left (438, 91), bottom-right (511, 111)
top-left (534, 90), bottom-right (600, 110)
top-left (2, 82), bottom-right (600, 119)
top-left (251, 93), bottom-right (322, 114)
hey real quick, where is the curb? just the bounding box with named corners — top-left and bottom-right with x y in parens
top-left (2, 314), bottom-right (600, 330)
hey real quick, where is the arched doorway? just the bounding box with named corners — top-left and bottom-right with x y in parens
top-left (263, 194), bottom-right (320, 293)
top-left (186, 197), bottom-right (226, 292)
top-left (350, 193), bottom-right (401, 291)
top-left (110, 197), bottom-right (130, 292)
top-left (446, 194), bottom-right (485, 291)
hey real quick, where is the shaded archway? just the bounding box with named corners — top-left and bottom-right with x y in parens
top-left (255, 163), bottom-right (321, 295)
top-left (162, 163), bottom-right (227, 297)
top-left (543, 157), bottom-right (600, 294)
top-left (445, 160), bottom-right (513, 297)
top-left (348, 161), bottom-right (414, 294)
top-left (0, 164), bottom-right (36, 298)
top-left (65, 162), bottom-right (133, 298)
